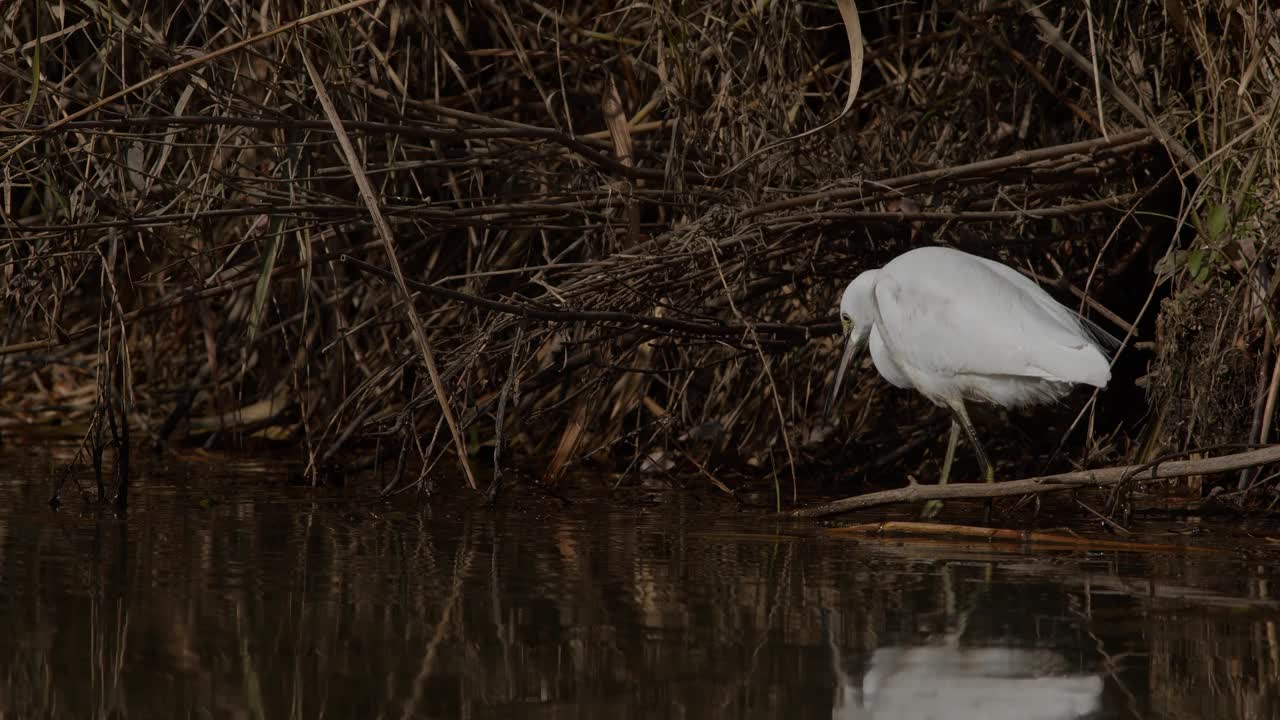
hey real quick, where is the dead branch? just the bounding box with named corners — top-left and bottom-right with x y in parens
top-left (823, 521), bottom-right (1225, 553)
top-left (1018, 0), bottom-right (1201, 177)
top-left (340, 255), bottom-right (836, 342)
top-left (741, 130), bottom-right (1151, 218)
top-left (792, 445), bottom-right (1280, 518)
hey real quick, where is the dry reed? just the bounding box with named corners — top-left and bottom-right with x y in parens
top-left (1, 1), bottom-right (1276, 508)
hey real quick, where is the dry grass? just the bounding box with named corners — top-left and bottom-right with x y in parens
top-left (1, 1), bottom-right (1276, 503)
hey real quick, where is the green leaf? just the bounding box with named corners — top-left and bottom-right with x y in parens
top-left (1154, 249), bottom-right (1186, 280)
top-left (1205, 203), bottom-right (1229, 242)
top-left (247, 218), bottom-right (283, 345)
top-left (1187, 248), bottom-right (1204, 278)
top-left (21, 0), bottom-right (41, 126)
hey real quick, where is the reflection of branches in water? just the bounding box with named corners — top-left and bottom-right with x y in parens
top-left (1010, 555), bottom-right (1280, 719)
top-left (401, 518), bottom-right (476, 720)
top-left (2, 478), bottom-right (1280, 718)
top-left (1069, 590), bottom-right (1143, 720)
top-left (1148, 603), bottom-right (1280, 720)
top-left (7, 594), bottom-right (129, 719)
top-left (717, 540), bottom-right (797, 713)
top-left (1006, 566), bottom-right (1280, 612)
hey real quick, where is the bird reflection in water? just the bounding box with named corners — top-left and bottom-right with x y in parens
top-left (849, 645), bottom-right (1100, 717)
top-left (824, 571), bottom-right (1103, 720)
top-left (831, 641), bottom-right (1103, 720)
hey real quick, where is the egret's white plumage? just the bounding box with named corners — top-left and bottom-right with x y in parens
top-left (868, 326), bottom-right (912, 390)
top-left (828, 246), bottom-right (1116, 513)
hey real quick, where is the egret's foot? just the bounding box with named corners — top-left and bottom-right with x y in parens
top-left (921, 499), bottom-right (944, 519)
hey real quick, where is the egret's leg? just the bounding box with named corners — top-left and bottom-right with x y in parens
top-left (921, 419), bottom-right (960, 519)
top-left (940, 419), bottom-right (961, 486)
top-left (950, 400), bottom-right (996, 522)
top-left (951, 401), bottom-right (994, 484)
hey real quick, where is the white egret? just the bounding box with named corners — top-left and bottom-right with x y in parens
top-left (826, 246), bottom-right (1116, 515)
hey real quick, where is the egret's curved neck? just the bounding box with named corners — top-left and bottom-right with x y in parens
top-left (843, 270), bottom-right (880, 341)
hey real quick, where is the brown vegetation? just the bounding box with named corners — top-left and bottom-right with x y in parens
top-left (1, 1), bottom-right (1276, 509)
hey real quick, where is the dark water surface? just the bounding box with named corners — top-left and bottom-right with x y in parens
top-left (2, 442), bottom-right (1278, 718)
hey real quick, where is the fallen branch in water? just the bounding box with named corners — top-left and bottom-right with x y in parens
top-left (792, 445), bottom-right (1280, 518)
top-left (823, 521), bottom-right (1224, 553)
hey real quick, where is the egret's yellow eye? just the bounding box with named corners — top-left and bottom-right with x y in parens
top-left (840, 313), bottom-right (852, 334)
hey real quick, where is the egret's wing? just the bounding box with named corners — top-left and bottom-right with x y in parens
top-left (974, 256), bottom-right (1121, 353)
top-left (872, 259), bottom-right (1110, 389)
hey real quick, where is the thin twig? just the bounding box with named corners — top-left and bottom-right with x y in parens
top-left (488, 321), bottom-right (525, 505)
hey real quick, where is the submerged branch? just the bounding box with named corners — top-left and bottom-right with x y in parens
top-left (824, 521), bottom-right (1225, 553)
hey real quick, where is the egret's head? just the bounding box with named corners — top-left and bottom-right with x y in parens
top-left (827, 271), bottom-right (877, 415)
top-left (838, 271), bottom-right (877, 343)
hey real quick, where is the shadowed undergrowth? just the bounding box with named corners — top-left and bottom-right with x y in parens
top-left (1, 1), bottom-right (1276, 508)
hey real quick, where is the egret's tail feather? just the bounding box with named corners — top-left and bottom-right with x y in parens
top-left (1078, 314), bottom-right (1122, 355)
